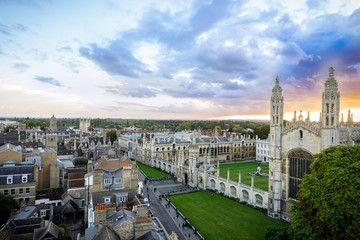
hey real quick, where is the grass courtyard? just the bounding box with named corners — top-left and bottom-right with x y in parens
top-left (169, 191), bottom-right (288, 240)
top-left (219, 162), bottom-right (269, 191)
top-left (136, 161), bottom-right (169, 179)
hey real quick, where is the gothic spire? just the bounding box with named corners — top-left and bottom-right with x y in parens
top-left (272, 75), bottom-right (282, 97)
top-left (325, 66), bottom-right (338, 90)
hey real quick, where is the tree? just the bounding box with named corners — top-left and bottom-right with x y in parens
top-left (289, 145), bottom-right (360, 240)
top-left (106, 129), bottom-right (117, 144)
top-left (214, 126), bottom-right (222, 135)
top-left (0, 194), bottom-right (19, 225)
top-left (177, 122), bottom-right (191, 131)
top-left (74, 157), bottom-right (88, 166)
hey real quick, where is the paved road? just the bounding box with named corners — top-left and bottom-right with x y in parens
top-left (139, 172), bottom-right (202, 240)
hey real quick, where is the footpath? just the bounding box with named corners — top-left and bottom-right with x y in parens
top-left (140, 172), bottom-right (203, 240)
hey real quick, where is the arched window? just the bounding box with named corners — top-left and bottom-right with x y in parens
top-left (299, 130), bottom-right (303, 139)
top-left (289, 150), bottom-right (313, 199)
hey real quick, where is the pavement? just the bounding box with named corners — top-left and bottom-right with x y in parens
top-left (139, 172), bottom-right (203, 240)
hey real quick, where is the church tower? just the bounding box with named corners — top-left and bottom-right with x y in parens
top-left (268, 76), bottom-right (283, 218)
top-left (49, 114), bottom-right (57, 131)
top-left (321, 67), bottom-right (340, 149)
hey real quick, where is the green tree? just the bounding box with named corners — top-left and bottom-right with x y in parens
top-left (106, 129), bottom-right (117, 144)
top-left (289, 145), bottom-right (360, 240)
top-left (74, 157), bottom-right (88, 166)
top-left (214, 126), bottom-right (222, 135)
top-left (177, 122), bottom-right (191, 131)
top-left (0, 194), bottom-right (19, 225)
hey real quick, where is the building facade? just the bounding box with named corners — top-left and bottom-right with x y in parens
top-left (268, 67), bottom-right (360, 220)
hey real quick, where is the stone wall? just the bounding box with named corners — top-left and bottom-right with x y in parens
top-left (0, 148), bottom-right (22, 163)
top-left (134, 215), bottom-right (152, 238)
top-left (114, 220), bottom-right (133, 240)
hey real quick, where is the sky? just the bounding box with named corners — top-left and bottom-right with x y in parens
top-left (0, 0), bottom-right (360, 121)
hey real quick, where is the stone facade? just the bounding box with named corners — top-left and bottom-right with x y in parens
top-left (79, 117), bottom-right (91, 132)
top-left (256, 138), bottom-right (270, 162)
top-left (49, 114), bottom-right (57, 131)
top-left (135, 215), bottom-right (152, 238)
top-left (121, 131), bottom-right (257, 187)
top-left (268, 67), bottom-right (360, 220)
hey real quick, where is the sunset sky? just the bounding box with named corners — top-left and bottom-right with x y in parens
top-left (0, 0), bottom-right (360, 121)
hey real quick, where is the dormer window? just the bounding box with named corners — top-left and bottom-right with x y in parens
top-left (104, 197), bottom-right (111, 203)
top-left (7, 176), bottom-right (13, 184)
top-left (104, 178), bottom-right (111, 185)
top-left (22, 174), bottom-right (28, 183)
top-left (115, 178), bottom-right (122, 184)
top-left (40, 210), bottom-right (46, 217)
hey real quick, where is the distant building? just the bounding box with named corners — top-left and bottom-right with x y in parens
top-left (80, 117), bottom-right (91, 132)
top-left (256, 138), bottom-right (270, 162)
top-left (49, 114), bottom-right (57, 131)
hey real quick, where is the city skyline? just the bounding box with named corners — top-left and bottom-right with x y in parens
top-left (1, 0), bottom-right (360, 120)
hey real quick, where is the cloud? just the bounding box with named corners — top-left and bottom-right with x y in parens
top-left (34, 76), bottom-right (63, 87)
top-left (13, 63), bottom-right (30, 72)
top-left (0, 23), bottom-right (28, 35)
top-left (79, 41), bottom-right (147, 78)
top-left (57, 46), bottom-right (73, 52)
top-left (103, 84), bottom-right (157, 98)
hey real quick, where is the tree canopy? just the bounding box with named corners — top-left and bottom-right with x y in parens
top-left (289, 145), bottom-right (360, 240)
top-left (74, 157), bottom-right (88, 166)
top-left (106, 129), bottom-right (117, 144)
top-left (0, 194), bottom-right (19, 225)
top-left (176, 122), bottom-right (191, 131)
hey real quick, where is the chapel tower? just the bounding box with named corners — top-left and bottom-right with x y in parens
top-left (268, 76), bottom-right (283, 218)
top-left (49, 114), bottom-right (57, 131)
top-left (321, 67), bottom-right (340, 149)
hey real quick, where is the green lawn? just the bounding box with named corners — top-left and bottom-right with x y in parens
top-left (136, 161), bottom-right (169, 179)
top-left (169, 191), bottom-right (288, 240)
top-left (219, 162), bottom-right (269, 191)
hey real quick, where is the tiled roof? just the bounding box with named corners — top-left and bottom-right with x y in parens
top-left (96, 157), bottom-right (137, 171)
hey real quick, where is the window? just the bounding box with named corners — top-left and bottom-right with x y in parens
top-left (7, 176), bottom-right (13, 184)
top-left (19, 188), bottom-right (24, 195)
top-left (40, 210), bottom-right (46, 217)
top-left (26, 188), bottom-right (30, 194)
top-left (11, 189), bottom-right (15, 195)
top-left (4, 190), bottom-right (8, 196)
top-left (104, 178), bottom-right (111, 185)
top-left (114, 178), bottom-right (121, 184)
top-left (104, 197), bottom-right (111, 203)
top-left (119, 197), bottom-right (126, 202)
top-left (22, 175), bottom-right (28, 183)
top-left (299, 130), bottom-right (303, 139)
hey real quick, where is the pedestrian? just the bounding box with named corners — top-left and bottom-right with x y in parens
top-left (167, 202), bottom-right (170, 208)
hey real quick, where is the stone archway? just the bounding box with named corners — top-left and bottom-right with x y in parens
top-left (288, 149), bottom-right (313, 199)
top-left (220, 182), bottom-right (225, 192)
top-left (210, 179), bottom-right (216, 189)
top-left (242, 190), bottom-right (249, 201)
top-left (230, 186), bottom-right (236, 197)
top-left (255, 194), bottom-right (263, 207)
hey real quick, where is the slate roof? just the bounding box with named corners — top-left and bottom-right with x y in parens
top-left (11, 217), bottom-right (44, 235)
top-left (108, 209), bottom-right (135, 227)
top-left (0, 143), bottom-right (22, 153)
top-left (33, 221), bottom-right (59, 240)
top-left (53, 199), bottom-right (78, 215)
top-left (0, 165), bottom-right (35, 185)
